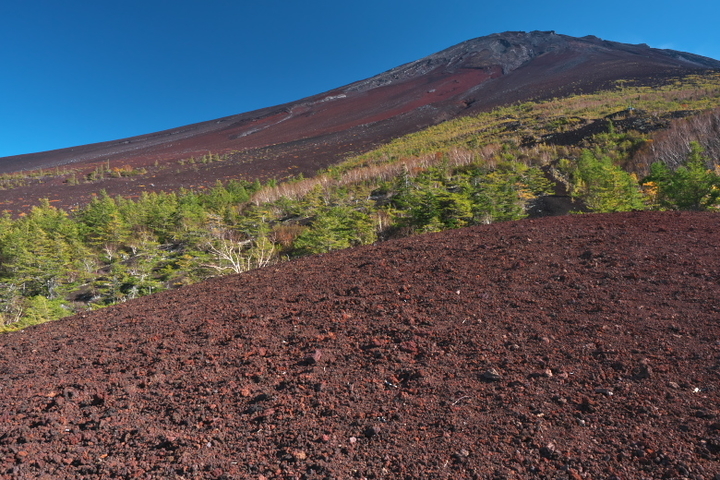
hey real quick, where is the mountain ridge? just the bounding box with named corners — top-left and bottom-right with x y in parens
top-left (4, 31), bottom-right (718, 166)
top-left (0, 31), bottom-right (718, 213)
top-left (338, 31), bottom-right (720, 91)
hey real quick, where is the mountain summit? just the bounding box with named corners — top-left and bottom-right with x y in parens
top-left (361, 31), bottom-right (720, 90)
top-left (1, 31), bottom-right (718, 211)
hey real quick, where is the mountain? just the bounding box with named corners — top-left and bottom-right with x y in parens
top-left (2, 33), bottom-right (720, 478)
top-left (0, 31), bottom-right (718, 212)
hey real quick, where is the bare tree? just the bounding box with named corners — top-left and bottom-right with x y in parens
top-left (632, 107), bottom-right (720, 175)
top-left (204, 228), bottom-right (277, 275)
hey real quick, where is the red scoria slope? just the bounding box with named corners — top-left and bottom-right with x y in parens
top-left (1, 211), bottom-right (720, 479)
top-left (1, 31), bottom-right (719, 214)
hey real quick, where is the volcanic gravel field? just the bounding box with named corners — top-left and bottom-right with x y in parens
top-left (1, 211), bottom-right (720, 479)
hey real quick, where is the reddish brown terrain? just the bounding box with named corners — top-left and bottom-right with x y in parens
top-left (1, 31), bottom-right (719, 214)
top-left (1, 211), bottom-right (719, 479)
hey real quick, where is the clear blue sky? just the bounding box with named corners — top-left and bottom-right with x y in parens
top-left (1, 0), bottom-right (718, 158)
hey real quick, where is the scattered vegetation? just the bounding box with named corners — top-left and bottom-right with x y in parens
top-left (644, 141), bottom-right (720, 210)
top-left (2, 73), bottom-right (720, 332)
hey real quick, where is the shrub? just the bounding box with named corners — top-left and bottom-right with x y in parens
top-left (644, 141), bottom-right (720, 210)
top-left (571, 149), bottom-right (647, 212)
top-left (292, 206), bottom-right (376, 256)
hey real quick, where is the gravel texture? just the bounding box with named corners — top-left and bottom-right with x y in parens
top-left (1, 211), bottom-right (720, 479)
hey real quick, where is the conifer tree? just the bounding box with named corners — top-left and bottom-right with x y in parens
top-left (645, 141), bottom-right (720, 210)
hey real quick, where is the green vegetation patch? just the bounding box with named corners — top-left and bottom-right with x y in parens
top-left (2, 73), bottom-right (720, 331)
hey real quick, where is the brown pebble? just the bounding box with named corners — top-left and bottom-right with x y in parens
top-left (311, 349), bottom-right (323, 363)
top-left (306, 349), bottom-right (323, 364)
top-left (568, 468), bottom-right (583, 480)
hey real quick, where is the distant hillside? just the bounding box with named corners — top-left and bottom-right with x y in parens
top-left (0, 31), bottom-right (718, 213)
top-left (1, 69), bottom-right (720, 332)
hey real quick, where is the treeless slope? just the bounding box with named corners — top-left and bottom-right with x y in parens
top-left (1, 211), bottom-right (719, 479)
top-left (1, 31), bottom-right (718, 214)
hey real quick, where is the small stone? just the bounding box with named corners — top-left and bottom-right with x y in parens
top-left (458, 448), bottom-right (470, 457)
top-left (364, 425), bottom-right (381, 438)
top-left (292, 450), bottom-right (306, 461)
top-left (668, 382), bottom-right (680, 389)
top-left (481, 368), bottom-right (502, 382)
top-left (610, 361), bottom-right (626, 371)
top-left (541, 368), bottom-right (553, 378)
top-left (349, 436), bottom-right (357, 444)
top-left (579, 396), bottom-right (597, 413)
top-left (595, 388), bottom-right (614, 396)
top-left (306, 349), bottom-right (323, 365)
top-left (539, 442), bottom-right (556, 459)
top-left (568, 468), bottom-right (583, 480)
top-left (634, 364), bottom-right (652, 380)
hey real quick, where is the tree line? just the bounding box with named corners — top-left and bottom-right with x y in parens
top-left (2, 90), bottom-right (720, 331)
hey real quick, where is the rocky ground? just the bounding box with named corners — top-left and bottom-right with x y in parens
top-left (1, 211), bottom-right (719, 479)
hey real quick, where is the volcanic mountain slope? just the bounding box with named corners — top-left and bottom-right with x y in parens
top-left (1, 211), bottom-right (719, 479)
top-left (1, 31), bottom-right (719, 212)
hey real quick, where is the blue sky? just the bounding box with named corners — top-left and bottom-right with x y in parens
top-left (1, 0), bottom-right (718, 158)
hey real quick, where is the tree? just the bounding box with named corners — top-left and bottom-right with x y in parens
top-left (292, 205), bottom-right (376, 256)
top-left (77, 192), bottom-right (131, 247)
top-left (203, 228), bottom-right (277, 274)
top-left (22, 295), bottom-right (68, 325)
top-left (0, 200), bottom-right (87, 297)
top-left (570, 149), bottom-right (647, 212)
top-left (126, 191), bottom-right (179, 242)
top-left (470, 162), bottom-right (553, 222)
top-left (644, 141), bottom-right (720, 210)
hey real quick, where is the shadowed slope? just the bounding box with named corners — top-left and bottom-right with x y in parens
top-left (0, 31), bottom-right (718, 212)
top-left (1, 211), bottom-right (719, 478)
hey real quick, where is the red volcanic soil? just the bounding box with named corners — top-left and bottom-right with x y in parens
top-left (2, 211), bottom-right (720, 479)
top-left (1, 31), bottom-right (719, 214)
